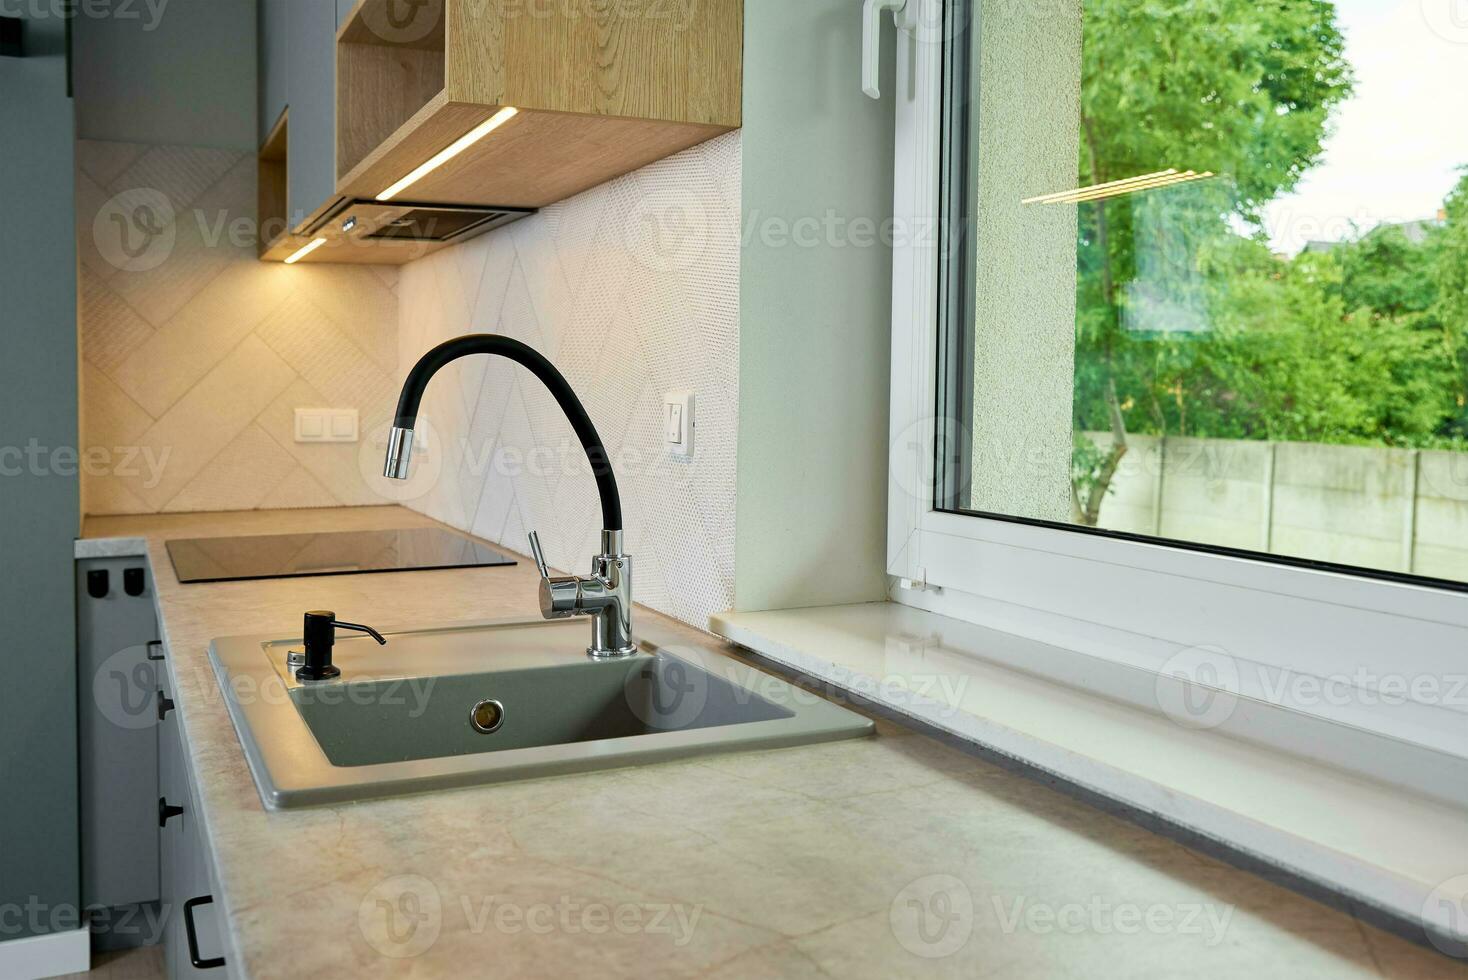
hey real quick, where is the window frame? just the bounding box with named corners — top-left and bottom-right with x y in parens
top-left (885, 0), bottom-right (1468, 751)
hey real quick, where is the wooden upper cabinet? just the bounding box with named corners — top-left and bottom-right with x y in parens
top-left (334, 0), bottom-right (743, 209)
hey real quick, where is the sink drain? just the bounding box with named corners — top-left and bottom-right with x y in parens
top-left (469, 699), bottom-right (505, 734)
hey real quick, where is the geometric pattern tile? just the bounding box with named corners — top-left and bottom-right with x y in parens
top-left (77, 139), bottom-right (400, 516)
top-left (396, 132), bottom-right (742, 631)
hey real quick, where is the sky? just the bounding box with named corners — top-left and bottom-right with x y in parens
top-left (1260, 0), bottom-right (1468, 254)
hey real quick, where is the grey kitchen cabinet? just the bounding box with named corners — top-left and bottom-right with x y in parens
top-left (258, 0), bottom-right (341, 233)
top-left (286, 0), bottom-right (340, 231)
top-left (76, 558), bottom-right (161, 917)
top-left (159, 665), bottom-right (228, 978)
top-left (258, 0), bottom-right (290, 147)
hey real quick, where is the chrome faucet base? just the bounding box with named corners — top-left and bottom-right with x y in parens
top-left (529, 530), bottom-right (636, 661)
top-left (586, 643), bottom-right (640, 661)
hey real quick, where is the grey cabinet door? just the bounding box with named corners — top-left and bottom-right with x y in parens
top-left (158, 667), bottom-right (187, 980)
top-left (77, 558), bottom-right (160, 910)
top-left (259, 0), bottom-right (291, 146)
top-left (287, 0), bottom-right (340, 230)
top-left (158, 669), bottom-right (227, 978)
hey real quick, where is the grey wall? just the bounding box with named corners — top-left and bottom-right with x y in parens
top-left (0, 9), bottom-right (82, 943)
top-left (74, 0), bottom-right (257, 150)
top-left (734, 0), bottom-right (896, 611)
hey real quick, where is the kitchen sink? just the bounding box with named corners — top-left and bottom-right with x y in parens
top-left (209, 618), bottom-right (873, 808)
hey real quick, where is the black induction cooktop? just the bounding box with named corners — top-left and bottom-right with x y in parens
top-left (165, 527), bottom-right (517, 584)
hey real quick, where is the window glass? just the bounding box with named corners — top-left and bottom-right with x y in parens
top-left (939, 0), bottom-right (1468, 584)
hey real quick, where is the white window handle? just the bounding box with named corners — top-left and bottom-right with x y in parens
top-left (862, 0), bottom-right (917, 99)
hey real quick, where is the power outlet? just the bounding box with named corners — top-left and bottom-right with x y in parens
top-left (294, 408), bottom-right (359, 443)
top-left (663, 390), bottom-right (695, 458)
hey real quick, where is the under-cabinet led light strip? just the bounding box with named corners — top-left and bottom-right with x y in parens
top-left (283, 238), bottom-right (328, 264)
top-left (1023, 169), bottom-right (1216, 206)
top-left (377, 106), bottom-right (520, 202)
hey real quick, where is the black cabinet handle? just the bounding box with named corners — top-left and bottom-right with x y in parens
top-left (86, 569), bottom-right (109, 599)
top-left (183, 896), bottom-right (226, 970)
top-left (158, 797), bottom-right (184, 827)
top-left (123, 567), bottom-right (146, 596)
top-left (146, 639), bottom-right (164, 661)
top-left (157, 691), bottom-right (175, 721)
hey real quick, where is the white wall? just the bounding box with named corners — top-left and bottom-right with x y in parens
top-left (395, 134), bottom-right (742, 630)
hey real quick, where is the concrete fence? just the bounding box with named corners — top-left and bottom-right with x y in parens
top-left (1085, 433), bottom-right (1468, 581)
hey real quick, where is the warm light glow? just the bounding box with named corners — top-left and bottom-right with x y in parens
top-left (1024, 170), bottom-right (1178, 204)
top-left (283, 238), bottom-right (328, 264)
top-left (1058, 171), bottom-right (1215, 204)
top-left (377, 107), bottom-right (520, 202)
top-left (1024, 169), bottom-right (1216, 206)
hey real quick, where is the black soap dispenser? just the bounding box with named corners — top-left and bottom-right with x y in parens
top-left (296, 610), bottom-right (387, 681)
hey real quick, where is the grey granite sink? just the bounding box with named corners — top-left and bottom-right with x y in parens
top-left (209, 618), bottom-right (873, 808)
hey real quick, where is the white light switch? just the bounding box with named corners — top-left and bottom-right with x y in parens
top-left (294, 408), bottom-right (359, 443)
top-left (663, 390), bottom-right (694, 458)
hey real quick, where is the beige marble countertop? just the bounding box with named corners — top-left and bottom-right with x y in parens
top-left (82, 507), bottom-right (1462, 979)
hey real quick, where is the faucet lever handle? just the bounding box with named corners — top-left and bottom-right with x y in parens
top-left (527, 531), bottom-right (551, 579)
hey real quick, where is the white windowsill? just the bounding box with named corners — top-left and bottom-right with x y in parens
top-left (709, 600), bottom-right (1468, 944)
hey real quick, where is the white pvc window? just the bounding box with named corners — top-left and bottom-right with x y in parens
top-left (880, 0), bottom-right (1468, 771)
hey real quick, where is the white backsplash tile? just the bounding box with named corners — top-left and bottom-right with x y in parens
top-left (396, 132), bottom-right (742, 630)
top-left (77, 139), bottom-right (401, 515)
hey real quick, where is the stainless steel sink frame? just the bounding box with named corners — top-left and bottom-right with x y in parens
top-left (208, 617), bottom-right (874, 809)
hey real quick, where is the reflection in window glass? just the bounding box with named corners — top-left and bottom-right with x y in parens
top-left (941, 0), bottom-right (1468, 582)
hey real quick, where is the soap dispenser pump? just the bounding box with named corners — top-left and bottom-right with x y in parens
top-left (295, 610), bottom-right (387, 681)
